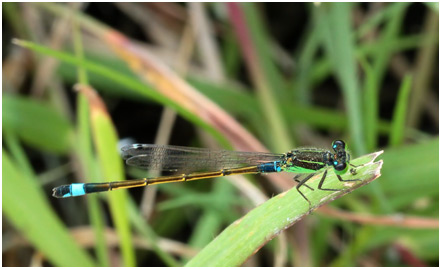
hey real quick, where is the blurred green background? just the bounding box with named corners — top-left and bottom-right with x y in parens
top-left (2, 2), bottom-right (439, 266)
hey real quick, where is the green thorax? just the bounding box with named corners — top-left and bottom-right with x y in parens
top-left (280, 149), bottom-right (328, 174)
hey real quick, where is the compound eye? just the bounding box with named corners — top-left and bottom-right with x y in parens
top-left (334, 162), bottom-right (347, 171)
top-left (332, 140), bottom-right (346, 151)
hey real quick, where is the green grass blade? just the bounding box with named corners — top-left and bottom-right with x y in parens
top-left (72, 14), bottom-right (109, 266)
top-left (376, 138), bottom-right (438, 209)
top-left (185, 151), bottom-right (383, 266)
top-left (3, 94), bottom-right (74, 154)
top-left (356, 2), bottom-right (410, 39)
top-left (389, 75), bottom-right (413, 147)
top-left (13, 39), bottom-right (231, 148)
top-left (3, 2), bottom-right (29, 38)
top-left (76, 84), bottom-right (110, 267)
top-left (56, 64), bottom-right (426, 143)
top-left (292, 19), bottom-right (320, 104)
top-left (317, 3), bottom-right (365, 155)
top-left (358, 53), bottom-right (377, 151)
top-left (80, 85), bottom-right (136, 266)
top-left (3, 129), bottom-right (34, 178)
top-left (229, 3), bottom-right (293, 152)
top-left (309, 33), bottom-right (436, 92)
top-left (365, 2), bottom-right (407, 150)
top-left (128, 199), bottom-right (181, 266)
top-left (241, 3), bottom-right (288, 99)
top-left (3, 151), bottom-right (95, 266)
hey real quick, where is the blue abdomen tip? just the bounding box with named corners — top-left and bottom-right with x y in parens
top-left (70, 183), bottom-right (86, 197)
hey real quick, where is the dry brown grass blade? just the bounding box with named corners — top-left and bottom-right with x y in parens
top-left (318, 206), bottom-right (439, 229)
top-left (104, 31), bottom-right (265, 152)
top-left (100, 26), bottom-right (294, 189)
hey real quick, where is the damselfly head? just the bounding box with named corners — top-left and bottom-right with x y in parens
top-left (331, 140), bottom-right (350, 175)
top-left (332, 140), bottom-right (347, 152)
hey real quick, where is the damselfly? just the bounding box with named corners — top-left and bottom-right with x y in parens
top-left (52, 140), bottom-right (359, 206)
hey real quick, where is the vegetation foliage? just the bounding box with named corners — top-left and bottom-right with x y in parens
top-left (2, 2), bottom-right (438, 266)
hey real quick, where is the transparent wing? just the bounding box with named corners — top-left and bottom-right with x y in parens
top-left (121, 144), bottom-right (284, 173)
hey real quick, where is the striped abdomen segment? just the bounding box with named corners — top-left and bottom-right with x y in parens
top-left (53, 163), bottom-right (283, 198)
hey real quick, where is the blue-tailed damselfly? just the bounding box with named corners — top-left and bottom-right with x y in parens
top-left (53, 140), bottom-right (359, 207)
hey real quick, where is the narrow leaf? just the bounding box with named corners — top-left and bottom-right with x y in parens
top-left (3, 151), bottom-right (95, 266)
top-left (186, 151), bottom-right (383, 266)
